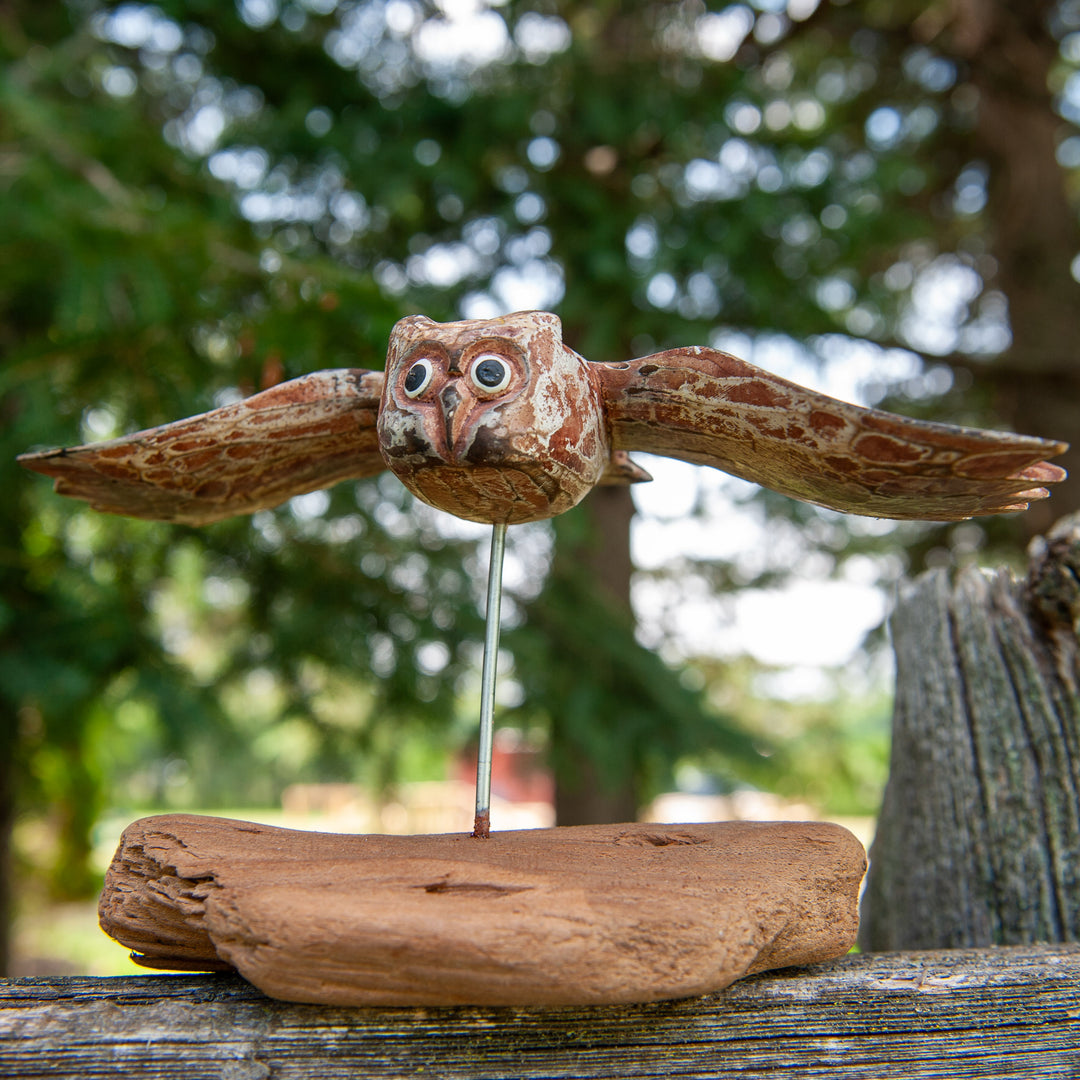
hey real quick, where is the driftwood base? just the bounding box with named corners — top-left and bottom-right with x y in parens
top-left (99, 814), bottom-right (866, 1007)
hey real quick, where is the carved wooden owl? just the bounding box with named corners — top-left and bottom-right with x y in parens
top-left (19, 310), bottom-right (1067, 526)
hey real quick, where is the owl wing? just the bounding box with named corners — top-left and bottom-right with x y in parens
top-left (596, 348), bottom-right (1067, 521)
top-left (18, 370), bottom-right (387, 525)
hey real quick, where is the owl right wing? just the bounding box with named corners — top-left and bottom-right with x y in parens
top-left (596, 347), bottom-right (1067, 521)
top-left (18, 369), bottom-right (387, 525)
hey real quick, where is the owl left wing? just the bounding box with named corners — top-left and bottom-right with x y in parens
top-left (19, 369), bottom-right (387, 525)
top-left (596, 348), bottom-right (1067, 521)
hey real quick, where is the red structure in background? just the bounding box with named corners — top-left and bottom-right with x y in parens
top-left (454, 730), bottom-right (554, 807)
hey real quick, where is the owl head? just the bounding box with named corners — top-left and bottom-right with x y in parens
top-left (377, 311), bottom-right (610, 524)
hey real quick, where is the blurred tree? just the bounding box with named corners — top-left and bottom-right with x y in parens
top-left (5, 0), bottom-right (1080, 974)
top-left (762, 0), bottom-right (1080, 539)
top-left (0, 1), bottom-right (490, 971)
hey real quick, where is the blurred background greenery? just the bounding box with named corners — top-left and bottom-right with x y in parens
top-left (3, 0), bottom-right (1078, 976)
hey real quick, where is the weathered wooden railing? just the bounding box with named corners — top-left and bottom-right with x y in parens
top-left (3, 517), bottom-right (1079, 1077)
top-left (1, 945), bottom-right (1078, 1079)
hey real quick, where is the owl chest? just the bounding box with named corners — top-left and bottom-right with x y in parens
top-left (377, 386), bottom-right (610, 525)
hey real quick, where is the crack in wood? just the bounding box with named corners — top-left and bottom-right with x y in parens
top-left (418, 881), bottom-right (534, 896)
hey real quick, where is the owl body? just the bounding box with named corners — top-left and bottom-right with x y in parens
top-left (378, 311), bottom-right (611, 524)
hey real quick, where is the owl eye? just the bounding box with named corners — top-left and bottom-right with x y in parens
top-left (403, 358), bottom-right (434, 398)
top-left (470, 354), bottom-right (512, 393)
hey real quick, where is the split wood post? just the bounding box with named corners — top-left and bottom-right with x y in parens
top-left (861, 513), bottom-right (1080, 950)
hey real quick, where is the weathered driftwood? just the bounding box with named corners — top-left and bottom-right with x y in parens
top-left (2, 944), bottom-right (1077, 1079)
top-left (863, 513), bottom-right (1080, 950)
top-left (98, 814), bottom-right (864, 1007)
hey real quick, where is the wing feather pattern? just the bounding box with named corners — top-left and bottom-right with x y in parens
top-left (597, 348), bottom-right (1067, 521)
top-left (18, 370), bottom-right (387, 525)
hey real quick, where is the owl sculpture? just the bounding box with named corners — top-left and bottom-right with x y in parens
top-left (17, 309), bottom-right (1069, 525)
top-left (19, 309), bottom-right (1069, 837)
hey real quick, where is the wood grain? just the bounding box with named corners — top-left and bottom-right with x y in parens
top-left (2, 945), bottom-right (1077, 1079)
top-left (17, 370), bottom-right (387, 525)
top-left (19, 312), bottom-right (1067, 528)
top-left (378, 311), bottom-right (611, 524)
top-left (98, 815), bottom-right (865, 1007)
top-left (863, 513), bottom-right (1080, 949)
top-left (599, 347), bottom-right (1067, 520)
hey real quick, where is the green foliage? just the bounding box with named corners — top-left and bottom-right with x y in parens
top-left (0, 1), bottom-right (482, 904)
top-left (691, 655), bottom-right (892, 816)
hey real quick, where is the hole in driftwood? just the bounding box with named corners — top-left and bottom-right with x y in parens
top-left (613, 831), bottom-right (708, 847)
top-left (418, 881), bottom-right (534, 896)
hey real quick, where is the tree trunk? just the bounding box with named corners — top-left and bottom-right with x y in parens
top-left (552, 754), bottom-right (639, 827)
top-left (551, 485), bottom-right (639, 826)
top-left (943, 0), bottom-right (1080, 526)
top-left (547, 485), bottom-right (639, 826)
top-left (862, 513), bottom-right (1080, 949)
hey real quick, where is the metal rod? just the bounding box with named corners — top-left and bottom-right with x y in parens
top-left (472, 521), bottom-right (507, 839)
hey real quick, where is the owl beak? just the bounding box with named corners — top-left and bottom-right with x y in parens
top-left (439, 383), bottom-right (467, 458)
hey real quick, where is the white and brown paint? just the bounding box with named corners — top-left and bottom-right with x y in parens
top-left (19, 310), bottom-right (1067, 526)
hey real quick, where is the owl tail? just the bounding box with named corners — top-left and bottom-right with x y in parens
top-left (599, 450), bottom-right (653, 486)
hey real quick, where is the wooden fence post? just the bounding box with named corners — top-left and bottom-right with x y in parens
top-left (861, 513), bottom-right (1080, 950)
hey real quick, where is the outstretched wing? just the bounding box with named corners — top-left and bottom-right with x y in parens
top-left (596, 348), bottom-right (1067, 521)
top-left (19, 370), bottom-right (387, 525)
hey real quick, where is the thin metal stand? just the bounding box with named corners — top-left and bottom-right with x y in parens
top-left (472, 521), bottom-right (507, 838)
